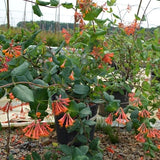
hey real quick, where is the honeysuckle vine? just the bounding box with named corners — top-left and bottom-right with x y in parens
top-left (0, 0), bottom-right (160, 159)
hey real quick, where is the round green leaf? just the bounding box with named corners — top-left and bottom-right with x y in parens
top-left (73, 84), bottom-right (89, 95)
top-left (11, 61), bottom-right (29, 77)
top-left (12, 84), bottom-right (34, 102)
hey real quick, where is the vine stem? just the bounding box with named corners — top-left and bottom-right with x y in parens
top-left (6, 100), bottom-right (12, 157)
top-left (0, 81), bottom-right (60, 89)
top-left (23, 0), bottom-right (61, 8)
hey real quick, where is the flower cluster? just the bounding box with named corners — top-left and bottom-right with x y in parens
top-left (138, 109), bottom-right (151, 118)
top-left (119, 20), bottom-right (139, 35)
top-left (128, 92), bottom-right (142, 107)
top-left (58, 113), bottom-right (75, 128)
top-left (0, 56), bottom-right (10, 72)
top-left (2, 40), bottom-right (22, 58)
top-left (105, 107), bottom-right (129, 125)
top-left (61, 28), bottom-right (71, 44)
top-left (22, 119), bottom-right (53, 139)
top-left (78, 0), bottom-right (97, 17)
top-left (52, 95), bottom-right (70, 116)
top-left (135, 122), bottom-right (160, 148)
top-left (52, 95), bottom-right (75, 128)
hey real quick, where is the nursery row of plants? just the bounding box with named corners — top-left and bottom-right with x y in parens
top-left (0, 0), bottom-right (160, 159)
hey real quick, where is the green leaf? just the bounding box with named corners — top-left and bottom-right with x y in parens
top-left (11, 61), bottom-right (29, 77)
top-left (0, 88), bottom-right (5, 98)
top-left (106, 101), bottom-right (119, 112)
top-left (55, 40), bottom-right (65, 54)
top-left (145, 63), bottom-right (151, 76)
top-left (83, 7), bottom-right (102, 21)
top-left (25, 155), bottom-right (32, 160)
top-left (22, 30), bottom-right (41, 50)
top-left (32, 4), bottom-right (43, 17)
top-left (68, 101), bottom-right (79, 117)
top-left (32, 151), bottom-right (42, 160)
top-left (92, 99), bottom-right (105, 104)
top-left (89, 138), bottom-right (100, 150)
top-left (44, 152), bottom-right (52, 160)
top-left (77, 134), bottom-right (87, 144)
top-left (149, 149), bottom-right (155, 158)
top-left (80, 107), bottom-right (91, 118)
top-left (0, 122), bottom-right (2, 131)
top-left (59, 144), bottom-right (72, 155)
top-left (85, 119), bottom-right (96, 126)
top-left (126, 121), bottom-right (133, 132)
top-left (73, 84), bottom-right (90, 95)
top-left (152, 44), bottom-right (160, 51)
top-left (107, 0), bottom-right (116, 6)
top-left (95, 18), bottom-right (107, 27)
top-left (37, 0), bottom-right (50, 6)
top-left (113, 13), bottom-right (120, 19)
top-left (50, 65), bottom-right (58, 75)
top-left (50, 0), bottom-right (59, 6)
top-left (135, 14), bottom-right (141, 20)
top-left (149, 118), bottom-right (156, 124)
top-left (61, 156), bottom-right (72, 160)
top-left (103, 92), bottom-right (114, 101)
top-left (0, 80), bottom-right (8, 86)
top-left (0, 34), bottom-right (7, 43)
top-left (32, 79), bottom-right (48, 89)
top-left (142, 81), bottom-right (150, 91)
top-left (12, 85), bottom-right (34, 102)
top-left (150, 144), bottom-right (159, 151)
top-left (141, 15), bottom-right (146, 21)
top-left (76, 155), bottom-right (89, 160)
top-left (92, 29), bottom-right (107, 37)
top-left (136, 38), bottom-right (142, 50)
top-left (62, 2), bottom-right (73, 9)
top-left (79, 146), bottom-right (89, 155)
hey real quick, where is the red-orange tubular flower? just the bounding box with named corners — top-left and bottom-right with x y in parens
top-left (137, 123), bottom-right (148, 134)
top-left (58, 113), bottom-right (75, 128)
top-left (2, 39), bottom-right (22, 58)
top-left (102, 53), bottom-right (114, 64)
top-left (147, 128), bottom-right (157, 138)
top-left (138, 109), bottom-right (151, 118)
top-left (52, 95), bottom-right (70, 115)
top-left (135, 133), bottom-right (145, 143)
top-left (105, 113), bottom-right (113, 125)
top-left (22, 120), bottom-right (53, 139)
top-left (115, 107), bottom-right (129, 125)
top-left (61, 28), bottom-right (71, 44)
top-left (69, 71), bottom-right (75, 80)
top-left (60, 59), bottom-right (66, 68)
top-left (90, 46), bottom-right (103, 60)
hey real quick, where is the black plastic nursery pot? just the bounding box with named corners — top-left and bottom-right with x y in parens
top-left (99, 90), bottom-right (129, 116)
top-left (54, 104), bottom-right (98, 145)
top-left (108, 90), bottom-right (129, 108)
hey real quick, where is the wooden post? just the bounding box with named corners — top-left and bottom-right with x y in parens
top-left (7, 0), bottom-right (10, 29)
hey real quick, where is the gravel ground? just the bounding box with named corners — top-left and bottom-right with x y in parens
top-left (0, 126), bottom-right (160, 160)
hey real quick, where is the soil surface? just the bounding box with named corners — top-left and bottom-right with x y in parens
top-left (0, 126), bottom-right (160, 160)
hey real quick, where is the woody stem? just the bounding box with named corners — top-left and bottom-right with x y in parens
top-left (6, 100), bottom-right (12, 157)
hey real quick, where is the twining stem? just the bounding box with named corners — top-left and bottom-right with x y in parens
top-left (0, 81), bottom-right (60, 89)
